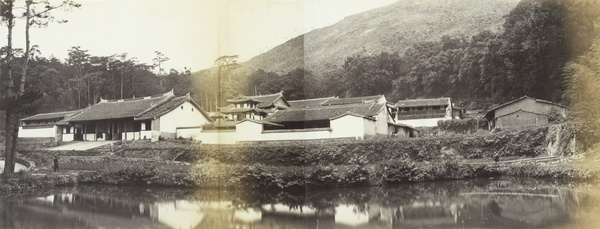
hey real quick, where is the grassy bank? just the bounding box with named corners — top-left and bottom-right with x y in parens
top-left (0, 173), bottom-right (77, 193)
top-left (6, 124), bottom-right (595, 192)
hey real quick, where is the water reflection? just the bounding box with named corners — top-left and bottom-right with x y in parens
top-left (0, 178), bottom-right (594, 229)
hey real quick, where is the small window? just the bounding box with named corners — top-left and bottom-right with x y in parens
top-left (191, 108), bottom-right (194, 112)
top-left (181, 106), bottom-right (184, 110)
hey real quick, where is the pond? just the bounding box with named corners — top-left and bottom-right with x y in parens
top-left (1, 177), bottom-right (598, 229)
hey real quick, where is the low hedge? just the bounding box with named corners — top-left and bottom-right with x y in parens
top-left (175, 126), bottom-right (548, 166)
top-left (437, 118), bottom-right (487, 133)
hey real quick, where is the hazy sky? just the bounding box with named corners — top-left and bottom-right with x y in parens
top-left (0, 0), bottom-right (397, 72)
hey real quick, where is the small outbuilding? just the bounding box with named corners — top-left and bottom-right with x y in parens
top-left (389, 97), bottom-right (462, 127)
top-left (19, 110), bottom-right (81, 142)
top-left (484, 96), bottom-right (566, 130)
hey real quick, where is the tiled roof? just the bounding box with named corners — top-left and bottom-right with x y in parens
top-left (388, 122), bottom-right (415, 129)
top-left (288, 97), bottom-right (336, 107)
top-left (67, 93), bottom-right (172, 122)
top-left (393, 98), bottom-right (451, 108)
top-left (226, 95), bottom-right (262, 104)
top-left (237, 119), bottom-right (283, 127)
top-left (136, 94), bottom-right (213, 121)
top-left (487, 96), bottom-right (566, 113)
top-left (320, 95), bottom-right (383, 106)
top-left (209, 112), bottom-right (227, 117)
top-left (265, 103), bottom-right (384, 123)
top-left (203, 120), bottom-right (237, 130)
top-left (484, 96), bottom-right (566, 119)
top-left (227, 92), bottom-right (289, 109)
top-left (66, 91), bottom-right (213, 122)
top-left (21, 110), bottom-right (81, 121)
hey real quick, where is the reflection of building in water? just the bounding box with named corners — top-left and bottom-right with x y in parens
top-left (394, 201), bottom-right (457, 228)
top-left (22, 192), bottom-right (255, 229)
top-left (328, 190), bottom-right (573, 229)
top-left (8, 193), bottom-right (163, 228)
top-left (3, 186), bottom-right (575, 229)
top-left (259, 203), bottom-right (335, 229)
top-left (456, 190), bottom-right (573, 228)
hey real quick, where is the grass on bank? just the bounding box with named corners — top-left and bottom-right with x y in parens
top-left (7, 123), bottom-right (597, 191)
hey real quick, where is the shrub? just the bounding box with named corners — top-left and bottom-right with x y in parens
top-left (381, 160), bottom-right (418, 184)
top-left (229, 165), bottom-right (276, 190)
top-left (437, 118), bottom-right (479, 133)
top-left (340, 165), bottom-right (370, 186)
top-left (276, 170), bottom-right (306, 190)
top-left (308, 166), bottom-right (338, 187)
top-left (547, 108), bottom-right (565, 124)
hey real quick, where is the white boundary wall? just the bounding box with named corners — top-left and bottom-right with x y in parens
top-left (176, 127), bottom-right (202, 139)
top-left (197, 130), bottom-right (237, 144)
top-left (18, 126), bottom-right (56, 138)
top-left (396, 118), bottom-right (450, 127)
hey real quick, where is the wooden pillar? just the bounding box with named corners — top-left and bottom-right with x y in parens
top-left (94, 122), bottom-right (98, 141)
top-left (124, 120), bottom-right (128, 140)
top-left (117, 120), bottom-right (120, 140)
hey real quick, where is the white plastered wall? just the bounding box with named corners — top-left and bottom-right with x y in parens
top-left (331, 115), bottom-right (366, 139)
top-left (197, 131), bottom-right (238, 144)
top-left (396, 118), bottom-right (449, 127)
top-left (18, 126), bottom-right (56, 138)
top-left (159, 101), bottom-right (211, 134)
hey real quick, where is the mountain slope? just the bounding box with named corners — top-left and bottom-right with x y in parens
top-left (245, 0), bottom-right (519, 75)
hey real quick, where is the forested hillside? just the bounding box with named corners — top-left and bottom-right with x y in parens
top-left (202, 0), bottom-right (598, 110)
top-left (25, 0), bottom-right (599, 112)
top-left (245, 0), bottom-right (520, 75)
top-left (14, 47), bottom-right (191, 116)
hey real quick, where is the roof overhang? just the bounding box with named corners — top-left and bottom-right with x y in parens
top-left (236, 119), bottom-right (284, 127)
top-left (329, 112), bottom-right (376, 121)
top-left (388, 122), bottom-right (415, 129)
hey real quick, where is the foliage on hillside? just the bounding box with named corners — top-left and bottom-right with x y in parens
top-left (6, 48), bottom-right (193, 118)
top-left (245, 0), bottom-right (519, 75)
top-left (206, 0), bottom-right (591, 114)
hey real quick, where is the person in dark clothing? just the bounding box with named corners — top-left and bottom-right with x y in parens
top-left (53, 154), bottom-right (59, 172)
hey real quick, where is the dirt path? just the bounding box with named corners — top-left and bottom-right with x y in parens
top-left (46, 141), bottom-right (117, 151)
top-left (460, 156), bottom-right (563, 165)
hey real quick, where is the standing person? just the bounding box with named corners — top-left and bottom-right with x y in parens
top-left (53, 154), bottom-right (59, 172)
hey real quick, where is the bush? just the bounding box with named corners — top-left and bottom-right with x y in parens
top-left (437, 118), bottom-right (479, 133)
top-left (78, 165), bottom-right (193, 186)
top-left (381, 160), bottom-right (418, 184)
top-left (229, 165), bottom-right (276, 190)
top-left (340, 165), bottom-right (370, 186)
top-left (308, 166), bottom-right (338, 187)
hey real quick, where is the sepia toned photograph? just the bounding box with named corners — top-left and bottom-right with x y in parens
top-left (0, 0), bottom-right (599, 228)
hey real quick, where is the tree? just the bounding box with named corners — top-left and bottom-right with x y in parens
top-left (66, 46), bottom-right (90, 108)
top-left (2, 0), bottom-right (79, 175)
top-left (214, 55), bottom-right (239, 107)
top-left (340, 52), bottom-right (403, 98)
top-left (563, 39), bottom-right (600, 150)
top-left (1, 0), bottom-right (18, 175)
top-left (153, 51), bottom-right (169, 87)
top-left (20, 0), bottom-right (80, 94)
